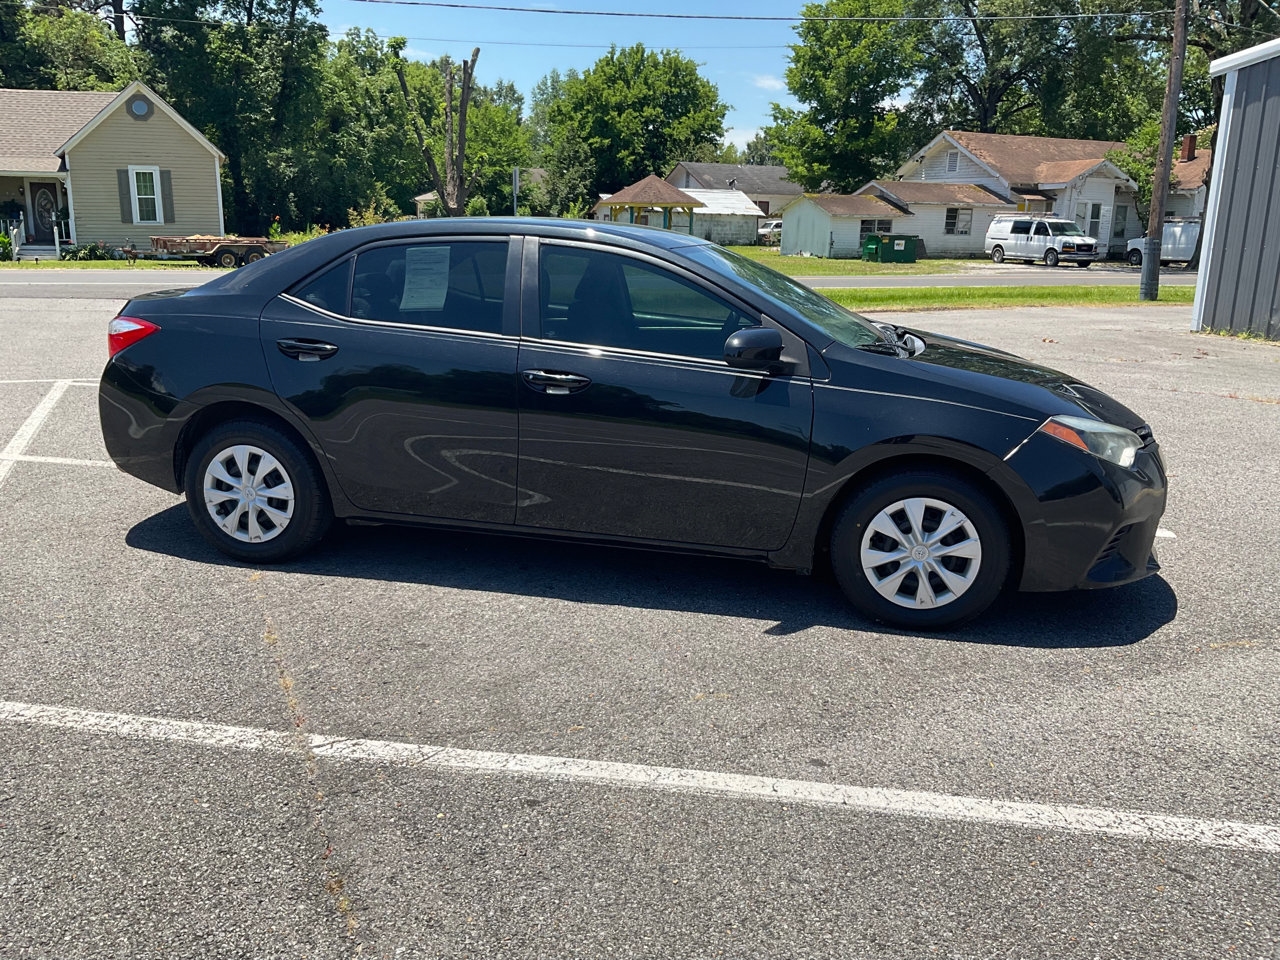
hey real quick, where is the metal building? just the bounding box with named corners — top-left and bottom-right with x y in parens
top-left (1193, 37), bottom-right (1280, 339)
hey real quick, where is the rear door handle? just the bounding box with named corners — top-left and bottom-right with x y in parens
top-left (277, 338), bottom-right (339, 361)
top-left (521, 369), bottom-right (592, 395)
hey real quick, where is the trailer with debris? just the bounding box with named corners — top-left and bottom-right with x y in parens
top-left (145, 235), bottom-right (289, 268)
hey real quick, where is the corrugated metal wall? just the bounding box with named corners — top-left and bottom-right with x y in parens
top-left (1200, 57), bottom-right (1280, 339)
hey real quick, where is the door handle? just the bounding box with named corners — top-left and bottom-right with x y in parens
top-left (277, 338), bottom-right (339, 361)
top-left (521, 369), bottom-right (592, 395)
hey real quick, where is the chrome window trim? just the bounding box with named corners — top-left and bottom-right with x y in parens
top-left (277, 292), bottom-right (520, 343)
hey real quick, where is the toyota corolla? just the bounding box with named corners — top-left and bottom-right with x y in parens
top-left (99, 219), bottom-right (1167, 629)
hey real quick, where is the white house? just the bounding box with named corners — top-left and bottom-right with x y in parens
top-left (666, 162), bottom-right (803, 218)
top-left (669, 189), bottom-right (765, 245)
top-left (853, 181), bottom-right (1016, 256)
top-left (780, 194), bottom-right (912, 258)
top-left (895, 131), bottom-right (1149, 256)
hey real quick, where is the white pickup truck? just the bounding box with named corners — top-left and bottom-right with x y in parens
top-left (1126, 220), bottom-right (1200, 266)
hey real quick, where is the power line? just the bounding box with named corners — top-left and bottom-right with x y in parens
top-left (334, 0), bottom-right (1174, 23)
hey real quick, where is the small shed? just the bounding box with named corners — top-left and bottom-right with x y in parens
top-left (592, 175), bottom-right (703, 229)
top-left (855, 181), bottom-right (1016, 256)
top-left (780, 194), bottom-right (912, 258)
top-left (670, 188), bottom-right (765, 245)
top-left (1193, 36), bottom-right (1280, 339)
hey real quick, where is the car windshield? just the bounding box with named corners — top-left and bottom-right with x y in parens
top-left (1050, 221), bottom-right (1085, 236)
top-left (681, 245), bottom-right (883, 348)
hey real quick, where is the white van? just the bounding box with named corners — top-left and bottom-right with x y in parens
top-left (1126, 219), bottom-right (1200, 266)
top-left (984, 216), bottom-right (1098, 267)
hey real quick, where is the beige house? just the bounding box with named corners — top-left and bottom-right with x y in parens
top-left (0, 81), bottom-right (224, 255)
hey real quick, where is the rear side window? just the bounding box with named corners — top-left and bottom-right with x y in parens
top-left (1010, 220), bottom-right (1032, 235)
top-left (292, 261), bottom-right (350, 314)
top-left (350, 241), bottom-right (509, 333)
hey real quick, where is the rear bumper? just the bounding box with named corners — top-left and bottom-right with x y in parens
top-left (1007, 433), bottom-right (1167, 592)
top-left (99, 361), bottom-right (188, 493)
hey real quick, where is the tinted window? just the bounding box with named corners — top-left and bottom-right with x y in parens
top-left (1034, 222), bottom-right (1050, 237)
top-left (1010, 220), bottom-right (1032, 235)
top-left (540, 246), bottom-right (755, 360)
top-left (291, 260), bottom-right (350, 314)
top-left (350, 241), bottom-right (508, 333)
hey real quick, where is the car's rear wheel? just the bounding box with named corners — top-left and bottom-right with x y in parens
top-left (990, 245), bottom-right (1005, 264)
top-left (184, 419), bottom-right (330, 562)
top-left (830, 471), bottom-right (1011, 630)
top-left (1127, 248), bottom-right (1143, 266)
top-left (1044, 248), bottom-right (1060, 267)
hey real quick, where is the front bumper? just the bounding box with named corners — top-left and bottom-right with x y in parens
top-left (1006, 432), bottom-right (1167, 592)
top-left (1057, 248), bottom-right (1096, 262)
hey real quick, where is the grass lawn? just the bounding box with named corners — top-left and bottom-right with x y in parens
top-left (824, 285), bottom-right (1196, 312)
top-left (724, 246), bottom-right (974, 277)
top-left (0, 258), bottom-right (217, 269)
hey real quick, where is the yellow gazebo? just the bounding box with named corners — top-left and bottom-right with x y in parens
top-left (592, 174), bottom-right (704, 231)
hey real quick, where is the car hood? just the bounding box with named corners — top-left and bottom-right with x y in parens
top-left (896, 329), bottom-right (1148, 430)
top-left (829, 330), bottom-right (1152, 432)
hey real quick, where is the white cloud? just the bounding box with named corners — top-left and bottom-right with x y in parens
top-left (752, 74), bottom-right (786, 91)
top-left (401, 46), bottom-right (439, 62)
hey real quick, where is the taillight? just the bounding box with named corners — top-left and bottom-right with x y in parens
top-left (108, 316), bottom-right (160, 357)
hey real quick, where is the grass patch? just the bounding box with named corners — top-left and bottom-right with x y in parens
top-left (0, 258), bottom-right (216, 269)
top-left (1199, 327), bottom-right (1279, 345)
top-left (723, 246), bottom-right (974, 277)
top-left (823, 285), bottom-right (1196, 312)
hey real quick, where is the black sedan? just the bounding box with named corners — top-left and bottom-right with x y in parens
top-left (99, 219), bottom-right (1167, 629)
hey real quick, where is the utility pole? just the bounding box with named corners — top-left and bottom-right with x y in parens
top-left (1140, 0), bottom-right (1188, 300)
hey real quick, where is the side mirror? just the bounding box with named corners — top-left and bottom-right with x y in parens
top-left (724, 326), bottom-right (784, 371)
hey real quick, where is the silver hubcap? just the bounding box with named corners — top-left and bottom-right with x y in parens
top-left (203, 444), bottom-right (295, 544)
top-left (860, 497), bottom-right (982, 609)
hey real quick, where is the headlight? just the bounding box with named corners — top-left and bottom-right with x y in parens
top-left (1038, 415), bottom-right (1142, 469)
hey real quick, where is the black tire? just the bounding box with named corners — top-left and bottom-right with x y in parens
top-left (1127, 248), bottom-right (1142, 266)
top-left (244, 248), bottom-right (266, 263)
top-left (1044, 247), bottom-right (1059, 267)
top-left (829, 470), bottom-right (1011, 630)
top-left (217, 250), bottom-right (240, 269)
top-left (1077, 260), bottom-right (1092, 268)
top-left (990, 245), bottom-right (1005, 264)
top-left (184, 419), bottom-right (331, 563)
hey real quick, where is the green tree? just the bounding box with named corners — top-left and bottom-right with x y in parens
top-left (768, 0), bottom-right (918, 191)
top-left (742, 131), bottom-right (778, 166)
top-left (545, 44), bottom-right (728, 201)
top-left (0, 1), bottom-right (39, 86)
top-left (22, 9), bottom-right (138, 90)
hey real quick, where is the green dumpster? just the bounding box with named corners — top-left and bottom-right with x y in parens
top-left (862, 234), bottom-right (882, 261)
top-left (878, 234), bottom-right (918, 263)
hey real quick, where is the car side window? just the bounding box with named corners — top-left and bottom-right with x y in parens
top-left (349, 241), bottom-right (508, 333)
top-left (1010, 220), bottom-right (1032, 236)
top-left (1034, 222), bottom-right (1051, 237)
top-left (539, 246), bottom-right (756, 361)
top-left (291, 260), bottom-right (350, 314)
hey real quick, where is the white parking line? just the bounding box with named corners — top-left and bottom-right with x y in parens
top-left (0, 378), bottom-right (96, 385)
top-left (2, 698), bottom-right (1277, 854)
top-left (0, 380), bottom-right (71, 489)
top-left (0, 454), bottom-right (113, 467)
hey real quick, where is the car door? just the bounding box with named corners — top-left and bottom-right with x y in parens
top-left (514, 240), bottom-right (813, 551)
top-left (260, 236), bottom-right (522, 522)
top-left (1033, 220), bottom-right (1052, 259)
top-left (1007, 219), bottom-right (1032, 259)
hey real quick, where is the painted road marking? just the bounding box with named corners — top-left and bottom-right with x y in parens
top-left (1156, 527), bottom-right (1177, 539)
top-left (0, 378), bottom-right (97, 385)
top-left (0, 380), bottom-right (71, 489)
top-left (2, 698), bottom-right (1277, 854)
top-left (0, 454), bottom-right (113, 467)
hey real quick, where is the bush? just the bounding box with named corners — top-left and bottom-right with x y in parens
top-left (0, 235), bottom-right (11, 262)
top-left (61, 241), bottom-right (119, 261)
top-left (465, 195), bottom-right (490, 217)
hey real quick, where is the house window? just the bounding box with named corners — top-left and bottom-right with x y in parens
top-left (944, 207), bottom-right (972, 235)
top-left (946, 150), bottom-right (959, 174)
top-left (860, 219), bottom-right (893, 241)
top-left (1113, 205), bottom-right (1128, 238)
top-left (130, 165), bottom-right (162, 224)
top-left (1074, 202), bottom-right (1102, 236)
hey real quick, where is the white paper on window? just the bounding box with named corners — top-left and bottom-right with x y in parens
top-left (400, 246), bottom-right (451, 310)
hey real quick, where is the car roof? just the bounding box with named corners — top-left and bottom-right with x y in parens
top-left (199, 218), bottom-right (718, 297)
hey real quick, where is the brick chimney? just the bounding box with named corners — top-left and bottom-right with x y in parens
top-left (1180, 134), bottom-right (1197, 162)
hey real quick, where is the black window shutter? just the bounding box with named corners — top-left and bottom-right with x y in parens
top-left (117, 169), bottom-right (133, 223)
top-left (159, 170), bottom-right (175, 224)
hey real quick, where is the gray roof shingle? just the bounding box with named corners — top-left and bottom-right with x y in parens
top-left (670, 162), bottom-right (804, 196)
top-left (0, 88), bottom-right (117, 173)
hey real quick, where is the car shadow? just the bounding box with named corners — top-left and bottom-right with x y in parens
top-left (127, 505), bottom-right (1176, 649)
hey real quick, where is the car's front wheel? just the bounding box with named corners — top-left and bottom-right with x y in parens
top-left (830, 471), bottom-right (1011, 630)
top-left (1127, 248), bottom-right (1143, 266)
top-left (1044, 248), bottom-right (1060, 267)
top-left (184, 419), bottom-right (331, 562)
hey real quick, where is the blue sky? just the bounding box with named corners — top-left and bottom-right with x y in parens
top-left (321, 0), bottom-right (804, 148)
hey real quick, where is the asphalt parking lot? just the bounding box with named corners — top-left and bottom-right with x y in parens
top-left (1, 293), bottom-right (1278, 959)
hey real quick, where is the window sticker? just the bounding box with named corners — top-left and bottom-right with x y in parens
top-left (400, 246), bottom-right (451, 311)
